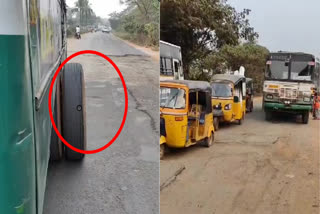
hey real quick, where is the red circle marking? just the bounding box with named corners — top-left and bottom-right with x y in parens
top-left (48, 50), bottom-right (128, 154)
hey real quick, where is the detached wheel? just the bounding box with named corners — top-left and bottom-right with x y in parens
top-left (50, 81), bottom-right (63, 161)
top-left (213, 117), bottom-right (219, 131)
top-left (204, 132), bottom-right (214, 147)
top-left (62, 63), bottom-right (87, 160)
top-left (302, 111), bottom-right (309, 124)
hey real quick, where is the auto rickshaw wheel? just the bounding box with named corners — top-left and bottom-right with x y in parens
top-left (213, 117), bottom-right (219, 131)
top-left (62, 63), bottom-right (87, 161)
top-left (160, 144), bottom-right (165, 160)
top-left (204, 132), bottom-right (214, 147)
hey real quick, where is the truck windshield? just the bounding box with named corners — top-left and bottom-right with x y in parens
top-left (212, 83), bottom-right (232, 97)
top-left (290, 61), bottom-right (312, 81)
top-left (160, 87), bottom-right (186, 109)
top-left (266, 60), bottom-right (289, 80)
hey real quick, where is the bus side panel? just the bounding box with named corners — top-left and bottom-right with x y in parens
top-left (30, 0), bottom-right (65, 213)
top-left (0, 35), bottom-right (36, 213)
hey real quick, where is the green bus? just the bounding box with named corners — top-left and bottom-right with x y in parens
top-left (0, 0), bottom-right (86, 213)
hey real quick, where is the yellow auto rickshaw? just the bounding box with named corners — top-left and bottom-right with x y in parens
top-left (160, 80), bottom-right (215, 158)
top-left (211, 74), bottom-right (246, 127)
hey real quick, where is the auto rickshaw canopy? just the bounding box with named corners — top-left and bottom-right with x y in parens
top-left (211, 74), bottom-right (246, 85)
top-left (161, 80), bottom-right (212, 92)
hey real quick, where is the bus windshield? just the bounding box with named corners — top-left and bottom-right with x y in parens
top-left (290, 61), bottom-right (312, 81)
top-left (160, 87), bottom-right (186, 109)
top-left (212, 83), bottom-right (232, 97)
top-left (265, 60), bottom-right (289, 80)
top-left (266, 59), bottom-right (313, 81)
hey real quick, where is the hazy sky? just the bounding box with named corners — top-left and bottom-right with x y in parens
top-left (66, 0), bottom-right (126, 18)
top-left (228, 0), bottom-right (320, 56)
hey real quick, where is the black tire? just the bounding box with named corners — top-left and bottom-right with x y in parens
top-left (302, 111), bottom-right (309, 124)
top-left (203, 132), bottom-right (214, 147)
top-left (213, 117), bottom-right (219, 131)
top-left (265, 110), bottom-right (272, 121)
top-left (50, 83), bottom-right (63, 161)
top-left (160, 144), bottom-right (165, 160)
top-left (237, 113), bottom-right (243, 125)
top-left (62, 63), bottom-right (87, 160)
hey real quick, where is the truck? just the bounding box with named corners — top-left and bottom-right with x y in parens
top-left (263, 52), bottom-right (320, 124)
top-left (0, 0), bottom-right (86, 213)
top-left (160, 40), bottom-right (184, 80)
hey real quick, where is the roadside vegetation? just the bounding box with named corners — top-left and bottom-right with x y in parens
top-left (161, 0), bottom-right (269, 93)
top-left (109, 0), bottom-right (160, 49)
top-left (67, 0), bottom-right (103, 37)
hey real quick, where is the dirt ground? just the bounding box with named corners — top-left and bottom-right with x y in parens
top-left (160, 97), bottom-right (320, 214)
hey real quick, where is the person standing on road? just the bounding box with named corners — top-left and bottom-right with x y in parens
top-left (76, 25), bottom-right (81, 39)
top-left (313, 94), bottom-right (320, 119)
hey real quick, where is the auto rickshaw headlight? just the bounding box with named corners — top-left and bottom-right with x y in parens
top-left (224, 104), bottom-right (232, 110)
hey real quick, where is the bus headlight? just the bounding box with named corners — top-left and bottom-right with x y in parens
top-left (224, 104), bottom-right (231, 110)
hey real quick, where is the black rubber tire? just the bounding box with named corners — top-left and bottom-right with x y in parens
top-left (160, 144), bottom-right (165, 160)
top-left (302, 111), bottom-right (309, 124)
top-left (213, 117), bottom-right (219, 131)
top-left (203, 132), bottom-right (214, 147)
top-left (50, 85), bottom-right (63, 161)
top-left (62, 63), bottom-right (87, 160)
top-left (265, 110), bottom-right (272, 121)
top-left (237, 113), bottom-right (243, 125)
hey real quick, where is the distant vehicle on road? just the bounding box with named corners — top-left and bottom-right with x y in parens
top-left (0, 0), bottom-right (87, 213)
top-left (102, 27), bottom-right (111, 33)
top-left (263, 52), bottom-right (320, 124)
top-left (160, 40), bottom-right (184, 80)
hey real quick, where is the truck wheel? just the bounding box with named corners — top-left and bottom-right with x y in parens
top-left (62, 63), bottom-right (87, 160)
top-left (265, 111), bottom-right (272, 121)
top-left (302, 111), bottom-right (309, 124)
top-left (160, 144), bottom-right (165, 160)
top-left (50, 86), bottom-right (63, 161)
top-left (213, 117), bottom-right (219, 131)
top-left (203, 132), bottom-right (214, 147)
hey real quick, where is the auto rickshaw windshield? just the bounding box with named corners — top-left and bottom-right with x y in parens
top-left (160, 87), bottom-right (186, 109)
top-left (212, 83), bottom-right (233, 97)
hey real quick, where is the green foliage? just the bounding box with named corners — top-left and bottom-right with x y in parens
top-left (109, 0), bottom-right (159, 47)
top-left (189, 43), bottom-right (269, 93)
top-left (161, 0), bottom-right (259, 77)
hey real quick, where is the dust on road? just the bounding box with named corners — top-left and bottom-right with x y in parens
top-left (161, 97), bottom-right (320, 214)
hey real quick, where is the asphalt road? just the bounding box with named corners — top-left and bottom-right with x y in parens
top-left (44, 32), bottom-right (159, 214)
top-left (161, 97), bottom-right (320, 214)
